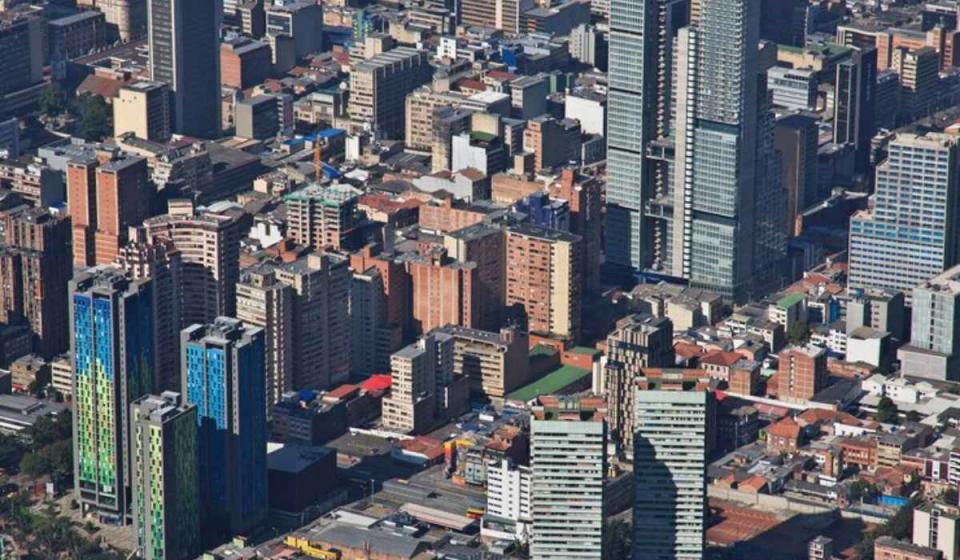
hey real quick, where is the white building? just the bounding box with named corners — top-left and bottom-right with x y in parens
top-left (482, 458), bottom-right (532, 542)
top-left (530, 399), bottom-right (605, 559)
top-left (634, 384), bottom-right (712, 560)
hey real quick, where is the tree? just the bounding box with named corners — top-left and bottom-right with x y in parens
top-left (603, 519), bottom-right (631, 560)
top-left (20, 440), bottom-right (72, 480)
top-left (787, 322), bottom-right (811, 344)
top-left (28, 411), bottom-right (72, 449)
top-left (71, 95), bottom-right (112, 141)
top-left (906, 410), bottom-right (922, 423)
top-left (877, 397), bottom-right (899, 424)
top-left (38, 83), bottom-right (68, 117)
top-left (849, 480), bottom-right (877, 502)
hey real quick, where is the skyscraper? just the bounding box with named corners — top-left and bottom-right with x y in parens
top-left (181, 317), bottom-right (267, 539)
top-left (605, 0), bottom-right (688, 270)
top-left (530, 395), bottom-right (606, 559)
top-left (148, 0), bottom-right (221, 138)
top-left (834, 46), bottom-right (877, 174)
top-left (0, 205), bottom-right (72, 358)
top-left (633, 374), bottom-right (714, 560)
top-left (142, 203), bottom-right (242, 326)
top-left (131, 392), bottom-right (200, 560)
top-left (71, 267), bottom-right (156, 524)
top-left (607, 0), bottom-right (785, 300)
top-left (848, 132), bottom-right (959, 300)
top-left (236, 264), bottom-right (295, 407)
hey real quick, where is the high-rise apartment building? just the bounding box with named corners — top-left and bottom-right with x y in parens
top-left (603, 313), bottom-right (675, 455)
top-left (547, 169), bottom-right (603, 294)
top-left (485, 458), bottom-right (532, 542)
top-left (404, 248), bottom-right (487, 335)
top-left (271, 252), bottom-right (351, 390)
top-left (264, 0), bottom-right (323, 60)
top-left (348, 47), bottom-right (432, 139)
top-left (775, 345), bottom-right (827, 402)
top-left (848, 133), bottom-right (959, 300)
top-left (142, 203), bottom-right (242, 325)
top-left (382, 332), bottom-right (469, 434)
top-left (505, 224), bottom-right (582, 341)
top-left (633, 377), bottom-right (714, 560)
top-left (285, 183), bottom-right (364, 251)
top-left (131, 392), bottom-right (200, 560)
top-left (113, 81), bottom-right (172, 142)
top-left (181, 318), bottom-right (267, 538)
top-left (834, 47), bottom-right (877, 174)
top-left (349, 268), bottom-right (399, 376)
top-left (530, 395), bottom-right (606, 559)
top-left (116, 234), bottom-right (183, 392)
top-left (68, 155), bottom-right (151, 267)
top-left (220, 37), bottom-right (272, 90)
top-left (0, 206), bottom-right (72, 358)
top-left (608, 0), bottom-right (785, 300)
top-left (899, 265), bottom-right (960, 381)
top-left (71, 267), bottom-right (156, 524)
top-left (148, 0), bottom-right (221, 138)
top-left (236, 265), bottom-right (295, 407)
top-left (443, 224), bottom-right (505, 332)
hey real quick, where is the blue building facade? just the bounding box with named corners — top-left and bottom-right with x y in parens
top-left (71, 267), bottom-right (156, 524)
top-left (181, 317), bottom-right (266, 539)
top-left (513, 192), bottom-right (571, 231)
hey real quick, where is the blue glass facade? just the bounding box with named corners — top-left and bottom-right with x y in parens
top-left (183, 319), bottom-right (266, 538)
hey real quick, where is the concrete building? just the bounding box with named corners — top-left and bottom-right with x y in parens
top-left (47, 11), bottom-right (108, 75)
top-left (604, 314), bottom-right (675, 454)
top-left (349, 268), bottom-right (398, 376)
top-left (0, 13), bottom-right (44, 100)
top-left (235, 95), bottom-right (279, 140)
top-left (264, 0), bottom-right (322, 60)
top-left (381, 333), bottom-right (468, 434)
top-left (78, 0), bottom-right (146, 41)
top-left (845, 287), bottom-right (906, 341)
top-left (523, 116), bottom-right (581, 171)
top-left (505, 223), bottom-right (582, 341)
top-left (113, 81), bottom-right (172, 142)
top-left (443, 223), bottom-right (505, 332)
top-left (565, 90), bottom-right (606, 136)
top-left (434, 325), bottom-right (529, 404)
top-left (348, 48), bottom-right (432, 139)
top-left (71, 268), bottom-right (156, 525)
top-left (892, 47), bottom-right (940, 121)
top-left (776, 345), bottom-right (827, 402)
top-left (900, 266), bottom-right (960, 381)
top-left (131, 392), bottom-right (200, 560)
top-left (530, 396), bottom-right (606, 559)
top-left (914, 502), bottom-right (960, 560)
top-left (236, 264), bottom-right (295, 407)
top-left (285, 183), bottom-right (363, 252)
top-left (268, 253), bottom-right (350, 391)
top-left (404, 248), bottom-right (488, 335)
top-left (460, 0), bottom-right (534, 34)
top-left (148, 0), bottom-right (221, 138)
top-left (775, 114), bottom-right (819, 237)
top-left (142, 203), bottom-right (242, 326)
top-left (181, 318), bottom-right (267, 538)
top-left (834, 47), bottom-right (877, 173)
top-left (220, 37), bottom-right (272, 90)
top-left (484, 458), bottom-right (532, 542)
top-left (848, 133), bottom-right (959, 301)
top-left (452, 131), bottom-right (508, 177)
top-left (0, 206), bottom-right (72, 358)
top-left (767, 66), bottom-right (818, 111)
top-left (633, 378), bottom-right (714, 560)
